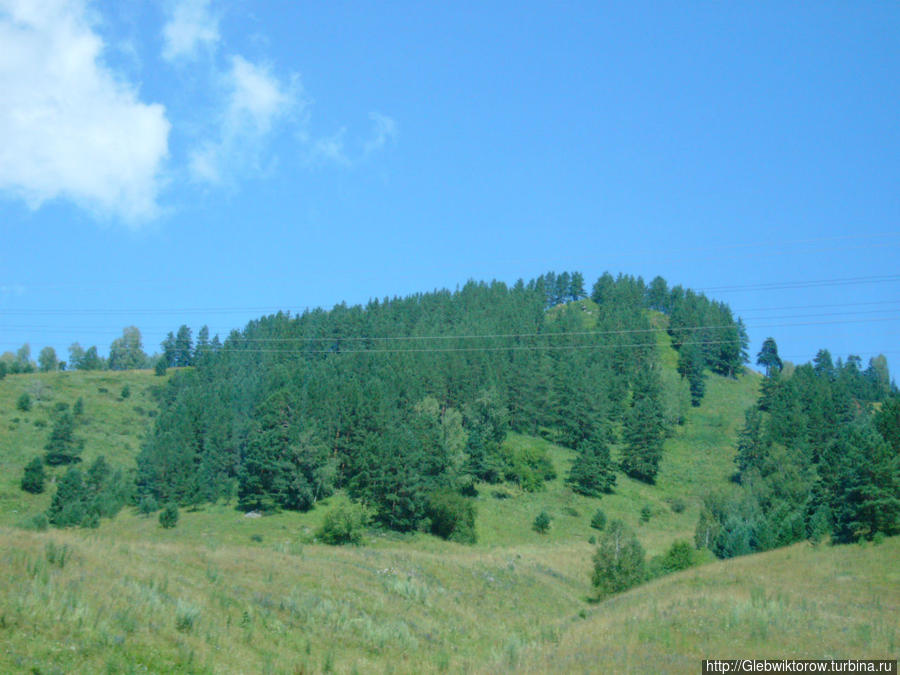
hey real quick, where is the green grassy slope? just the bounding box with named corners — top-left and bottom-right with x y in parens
top-left (1, 526), bottom-right (896, 674)
top-left (0, 369), bottom-right (168, 526)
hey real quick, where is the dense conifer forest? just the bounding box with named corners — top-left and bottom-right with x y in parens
top-left (133, 272), bottom-right (749, 536)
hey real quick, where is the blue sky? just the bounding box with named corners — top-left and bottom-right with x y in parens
top-left (1, 1), bottom-right (898, 371)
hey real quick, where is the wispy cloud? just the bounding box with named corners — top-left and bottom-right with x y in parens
top-left (162, 0), bottom-right (219, 62)
top-left (364, 112), bottom-right (398, 155)
top-left (0, 0), bottom-right (170, 223)
top-left (306, 113), bottom-right (398, 168)
top-left (189, 55), bottom-right (300, 184)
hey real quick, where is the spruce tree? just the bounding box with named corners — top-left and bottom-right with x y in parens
top-left (566, 433), bottom-right (617, 497)
top-left (44, 412), bottom-right (83, 465)
top-left (47, 467), bottom-right (87, 527)
top-left (21, 456), bottom-right (46, 494)
top-left (620, 397), bottom-right (665, 483)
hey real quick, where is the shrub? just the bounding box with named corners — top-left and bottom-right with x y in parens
top-left (426, 490), bottom-right (477, 543)
top-left (640, 505), bottom-right (652, 523)
top-left (73, 397), bottom-right (84, 416)
top-left (154, 358), bottom-right (167, 376)
top-left (175, 601), bottom-right (200, 633)
top-left (120, 385), bottom-right (131, 399)
top-left (649, 539), bottom-right (698, 578)
top-left (592, 520), bottom-right (646, 597)
top-left (16, 392), bottom-right (32, 412)
top-left (317, 504), bottom-right (366, 545)
top-left (137, 494), bottom-right (158, 515)
top-left (21, 456), bottom-right (47, 494)
top-left (159, 503), bottom-right (179, 529)
top-left (533, 510), bottom-right (552, 534)
top-left (590, 509), bottom-right (607, 531)
top-left (668, 497), bottom-right (687, 513)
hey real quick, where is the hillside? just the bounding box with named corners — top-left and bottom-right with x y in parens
top-left (1, 525), bottom-right (895, 674)
top-left (1, 273), bottom-right (896, 673)
top-left (0, 369), bottom-right (167, 527)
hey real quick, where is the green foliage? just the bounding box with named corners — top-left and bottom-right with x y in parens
top-left (44, 412), bottom-right (83, 465)
top-left (120, 384), bottom-right (131, 399)
top-left (38, 346), bottom-right (58, 372)
top-left (532, 510), bottom-right (551, 534)
top-left (648, 539), bottom-right (698, 578)
top-left (425, 490), bottom-right (477, 543)
top-left (20, 456), bottom-right (46, 494)
top-left (159, 503), bottom-right (179, 529)
top-left (137, 494), bottom-right (158, 515)
top-left (73, 397), bottom-right (84, 416)
top-left (46, 456), bottom-right (131, 528)
top-left (16, 392), bottom-right (32, 412)
top-left (620, 397), bottom-right (665, 483)
top-left (590, 509), bottom-right (607, 531)
top-left (47, 467), bottom-right (87, 527)
top-left (133, 272), bottom-right (745, 534)
top-left (154, 358), bottom-right (167, 376)
top-left (592, 519), bottom-right (646, 597)
top-left (756, 337), bottom-right (783, 378)
top-left (640, 505), bottom-right (652, 523)
top-left (317, 504), bottom-right (367, 545)
top-left (108, 326), bottom-right (148, 371)
top-left (566, 433), bottom-right (616, 497)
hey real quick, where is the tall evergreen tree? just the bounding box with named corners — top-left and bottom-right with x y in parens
top-left (620, 396), bottom-right (665, 483)
top-left (756, 337), bottom-right (783, 377)
top-left (566, 433), bottom-right (617, 497)
top-left (44, 412), bottom-right (83, 465)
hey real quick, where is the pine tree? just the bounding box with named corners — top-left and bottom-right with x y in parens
top-left (21, 456), bottom-right (46, 494)
top-left (756, 337), bottom-right (783, 377)
top-left (620, 397), bottom-right (665, 483)
top-left (566, 433), bottom-right (617, 497)
top-left (47, 467), bottom-right (87, 527)
top-left (44, 412), bottom-right (84, 465)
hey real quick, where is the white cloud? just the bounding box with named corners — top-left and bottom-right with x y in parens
top-left (189, 55), bottom-right (298, 184)
top-left (0, 0), bottom-right (170, 223)
top-left (364, 112), bottom-right (398, 155)
top-left (162, 0), bottom-right (219, 62)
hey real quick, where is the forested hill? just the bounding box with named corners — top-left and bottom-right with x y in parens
top-left (136, 272), bottom-right (747, 534)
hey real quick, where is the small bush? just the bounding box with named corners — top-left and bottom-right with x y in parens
top-left (250, 534), bottom-right (263, 543)
top-left (317, 504), bottom-right (367, 545)
top-left (73, 397), bottom-right (84, 416)
top-left (54, 402), bottom-right (69, 412)
top-left (588, 535), bottom-right (596, 545)
top-left (563, 506), bottom-right (580, 517)
top-left (33, 419), bottom-right (47, 428)
top-left (668, 497), bottom-right (687, 513)
top-left (648, 539), bottom-right (698, 578)
top-left (24, 513), bottom-right (49, 531)
top-left (175, 601), bottom-right (200, 633)
top-left (16, 392), bottom-right (32, 412)
top-left (159, 503), bottom-right (179, 529)
top-left (154, 359), bottom-right (167, 376)
top-left (137, 494), bottom-right (158, 515)
top-left (590, 509), bottom-right (607, 531)
top-left (533, 510), bottom-right (552, 534)
top-left (120, 385), bottom-right (131, 399)
top-left (640, 505), bottom-right (652, 523)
